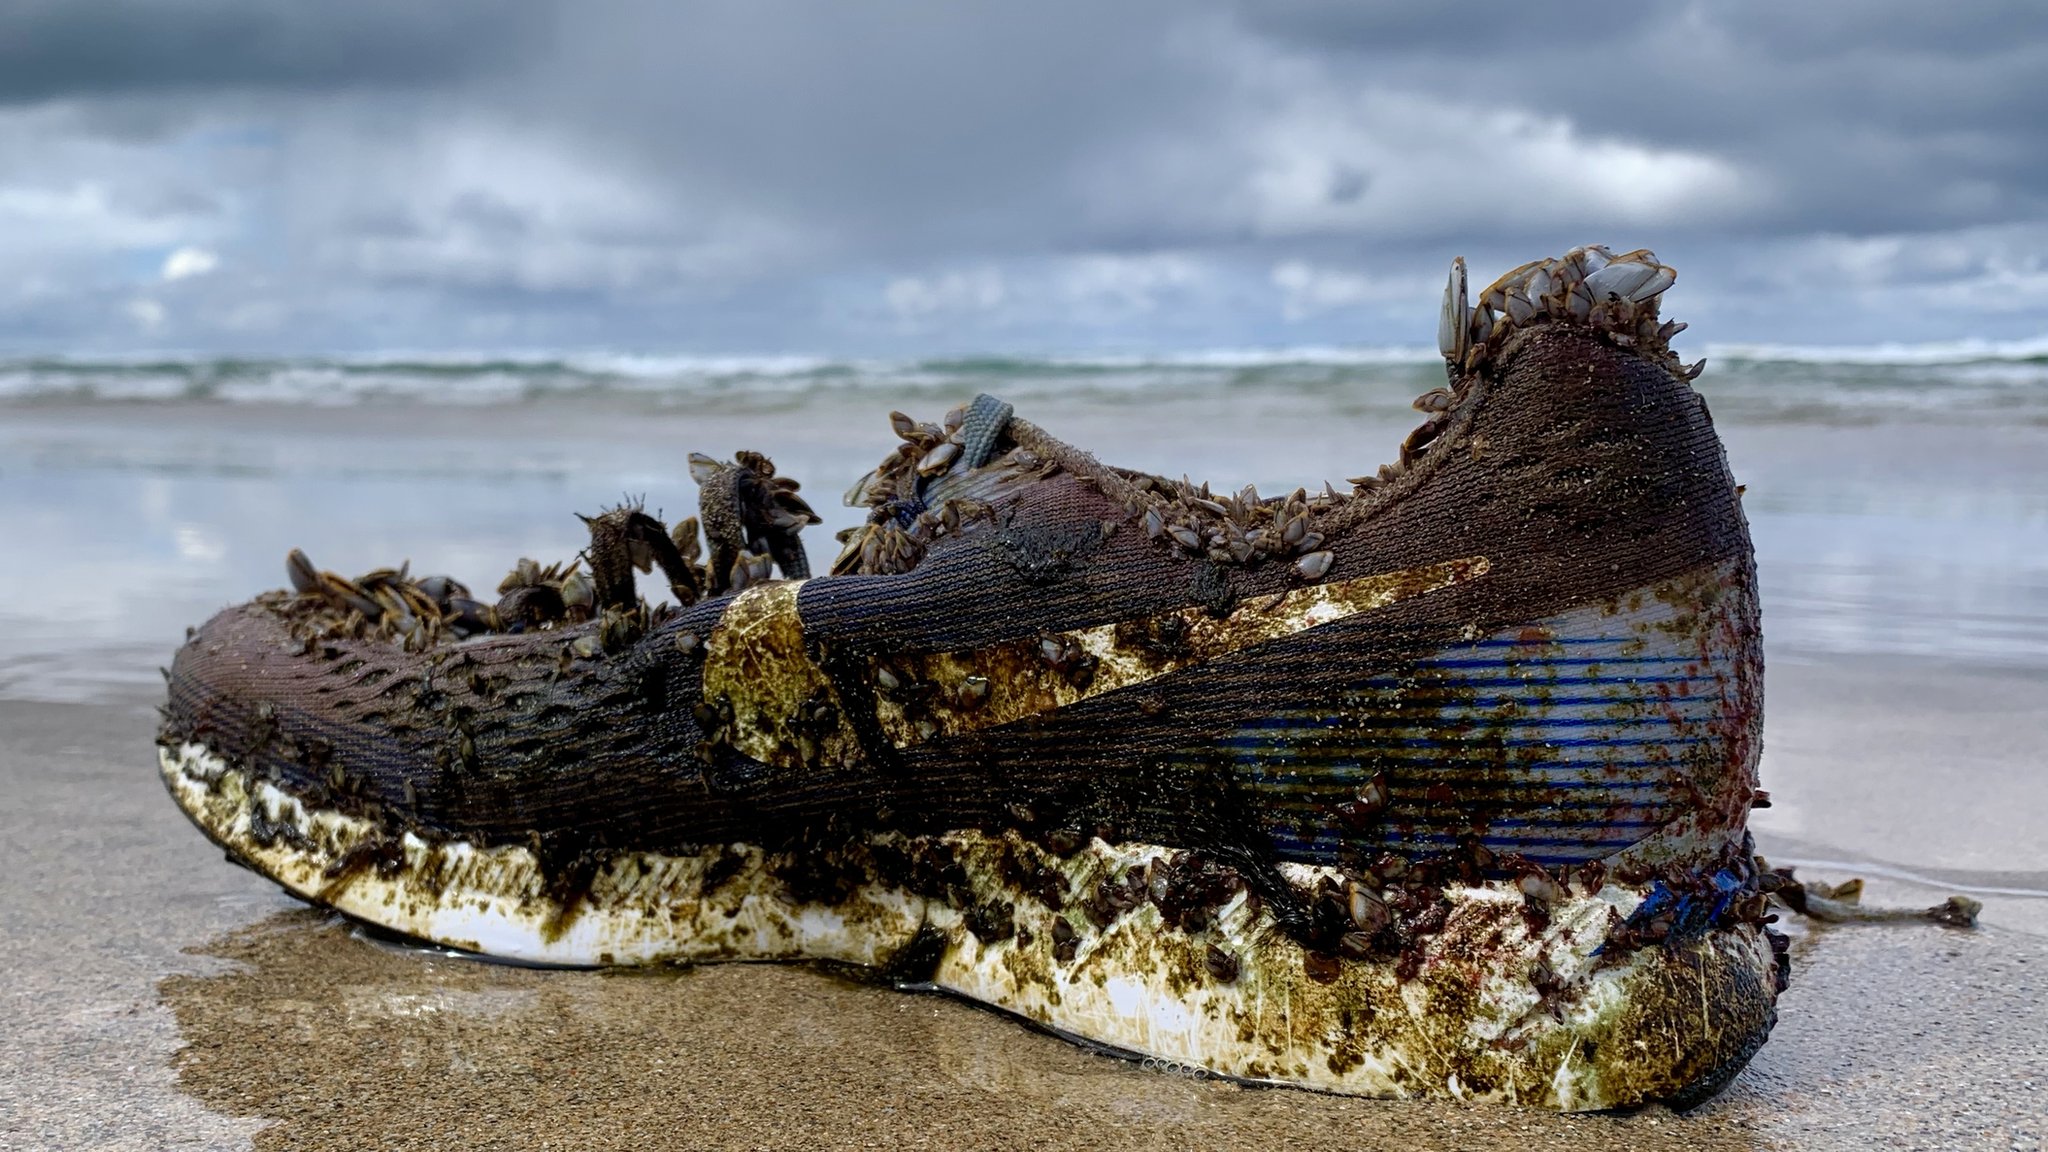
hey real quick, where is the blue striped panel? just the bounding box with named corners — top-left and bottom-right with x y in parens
top-left (1415, 655), bottom-right (1708, 668)
top-left (1203, 583), bottom-right (1744, 866)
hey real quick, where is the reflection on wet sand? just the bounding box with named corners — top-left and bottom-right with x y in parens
top-left (161, 910), bottom-right (1774, 1152)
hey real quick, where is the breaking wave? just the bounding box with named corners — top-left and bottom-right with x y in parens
top-left (3, 337), bottom-right (2045, 422)
top-left (1710, 334), bottom-right (2048, 367)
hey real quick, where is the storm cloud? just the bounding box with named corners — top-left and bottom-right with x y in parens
top-left (2, 0), bottom-right (2043, 353)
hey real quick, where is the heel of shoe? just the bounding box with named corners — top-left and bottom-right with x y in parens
top-left (933, 827), bottom-right (1779, 1110)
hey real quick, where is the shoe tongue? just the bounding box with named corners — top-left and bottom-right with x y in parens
top-left (907, 392), bottom-right (1016, 512)
top-left (952, 393), bottom-right (1015, 475)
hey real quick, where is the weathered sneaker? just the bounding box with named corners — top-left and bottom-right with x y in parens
top-left (159, 246), bottom-right (1782, 1111)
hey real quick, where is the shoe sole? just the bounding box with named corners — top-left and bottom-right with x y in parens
top-left (161, 555), bottom-right (1776, 1110)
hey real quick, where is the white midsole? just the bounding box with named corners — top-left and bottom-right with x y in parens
top-left (162, 740), bottom-right (1775, 1110)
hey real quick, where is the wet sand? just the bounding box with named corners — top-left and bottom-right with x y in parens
top-left (2, 655), bottom-right (2043, 1151)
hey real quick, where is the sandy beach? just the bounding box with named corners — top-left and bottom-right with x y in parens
top-left (2, 383), bottom-right (2045, 1150)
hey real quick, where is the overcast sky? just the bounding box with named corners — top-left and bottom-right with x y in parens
top-left (3, 0), bottom-right (2045, 355)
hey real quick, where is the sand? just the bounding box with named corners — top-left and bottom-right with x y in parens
top-left (1, 652), bottom-right (2043, 1151)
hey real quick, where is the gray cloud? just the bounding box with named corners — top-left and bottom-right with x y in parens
top-left (1239, 2), bottom-right (1667, 53)
top-left (0, 0), bottom-right (2042, 352)
top-left (0, 0), bottom-right (547, 104)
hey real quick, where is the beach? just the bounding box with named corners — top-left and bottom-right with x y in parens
top-left (1, 356), bottom-right (2044, 1149)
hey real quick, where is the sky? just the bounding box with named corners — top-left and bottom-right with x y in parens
top-left (3, 0), bottom-right (2046, 356)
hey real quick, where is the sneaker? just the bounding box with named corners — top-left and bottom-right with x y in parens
top-left (159, 246), bottom-right (1782, 1111)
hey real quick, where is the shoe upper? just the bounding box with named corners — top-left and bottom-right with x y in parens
top-left (162, 311), bottom-right (1761, 904)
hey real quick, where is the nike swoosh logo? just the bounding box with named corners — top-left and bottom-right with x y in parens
top-left (867, 554), bottom-right (1492, 749)
top-left (701, 555), bottom-right (1490, 766)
